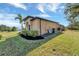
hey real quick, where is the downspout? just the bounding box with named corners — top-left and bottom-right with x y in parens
top-left (40, 19), bottom-right (41, 36)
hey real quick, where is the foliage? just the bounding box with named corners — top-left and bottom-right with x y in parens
top-left (0, 25), bottom-right (17, 32)
top-left (68, 22), bottom-right (79, 30)
top-left (21, 29), bottom-right (38, 37)
top-left (15, 14), bottom-right (23, 30)
top-left (29, 30), bottom-right (38, 37)
top-left (12, 27), bottom-right (17, 31)
top-left (64, 3), bottom-right (79, 22)
top-left (64, 3), bottom-right (79, 30)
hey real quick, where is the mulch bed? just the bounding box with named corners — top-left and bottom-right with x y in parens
top-left (20, 34), bottom-right (44, 40)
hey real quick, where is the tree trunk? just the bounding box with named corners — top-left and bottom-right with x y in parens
top-left (21, 23), bottom-right (23, 31)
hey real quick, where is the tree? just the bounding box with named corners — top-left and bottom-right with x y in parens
top-left (15, 14), bottom-right (23, 30)
top-left (64, 3), bottom-right (79, 30)
top-left (0, 25), bottom-right (16, 31)
top-left (12, 27), bottom-right (17, 31)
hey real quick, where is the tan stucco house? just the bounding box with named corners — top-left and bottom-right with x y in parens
top-left (23, 16), bottom-right (64, 36)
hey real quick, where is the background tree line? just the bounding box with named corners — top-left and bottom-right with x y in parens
top-left (0, 25), bottom-right (17, 32)
top-left (64, 3), bottom-right (79, 30)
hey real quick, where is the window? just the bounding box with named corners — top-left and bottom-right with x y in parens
top-left (52, 28), bottom-right (55, 33)
top-left (57, 28), bottom-right (61, 31)
top-left (28, 25), bottom-right (30, 30)
top-left (26, 22), bottom-right (30, 30)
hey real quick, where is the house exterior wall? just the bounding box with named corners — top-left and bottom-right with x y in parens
top-left (24, 18), bottom-right (62, 36)
top-left (30, 19), bottom-right (41, 35)
top-left (40, 20), bottom-right (60, 35)
top-left (24, 18), bottom-right (33, 30)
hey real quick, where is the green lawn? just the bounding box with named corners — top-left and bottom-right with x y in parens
top-left (27, 30), bottom-right (79, 56)
top-left (0, 31), bottom-right (59, 56)
top-left (0, 30), bottom-right (79, 56)
top-left (0, 31), bottom-right (18, 42)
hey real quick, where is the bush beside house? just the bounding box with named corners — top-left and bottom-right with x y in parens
top-left (19, 29), bottom-right (44, 39)
top-left (20, 29), bottom-right (38, 37)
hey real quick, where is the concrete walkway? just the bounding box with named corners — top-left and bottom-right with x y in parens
top-left (42, 32), bottom-right (61, 39)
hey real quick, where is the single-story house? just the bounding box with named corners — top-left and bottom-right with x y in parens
top-left (23, 16), bottom-right (64, 36)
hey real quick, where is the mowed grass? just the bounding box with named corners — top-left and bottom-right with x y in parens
top-left (27, 30), bottom-right (79, 56)
top-left (0, 31), bottom-right (18, 42)
top-left (0, 31), bottom-right (59, 56)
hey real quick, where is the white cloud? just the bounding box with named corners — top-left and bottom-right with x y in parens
top-left (32, 13), bottom-right (51, 18)
top-left (57, 5), bottom-right (65, 13)
top-left (36, 3), bottom-right (61, 18)
top-left (38, 13), bottom-right (50, 17)
top-left (37, 4), bottom-right (46, 13)
top-left (9, 3), bottom-right (27, 10)
top-left (46, 3), bottom-right (60, 12)
top-left (0, 20), bottom-right (20, 27)
top-left (60, 5), bottom-right (65, 9)
top-left (0, 13), bottom-right (17, 20)
top-left (37, 3), bottom-right (64, 13)
top-left (0, 13), bottom-right (20, 28)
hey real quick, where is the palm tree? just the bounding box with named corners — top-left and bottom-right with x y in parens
top-left (15, 14), bottom-right (23, 30)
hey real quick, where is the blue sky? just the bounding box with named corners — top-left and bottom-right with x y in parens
top-left (0, 3), bottom-right (69, 29)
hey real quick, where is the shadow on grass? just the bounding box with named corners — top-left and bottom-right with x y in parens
top-left (0, 32), bottom-right (62, 56)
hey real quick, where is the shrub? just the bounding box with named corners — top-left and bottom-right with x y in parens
top-left (0, 35), bottom-right (2, 40)
top-left (21, 29), bottom-right (38, 37)
top-left (28, 30), bottom-right (38, 37)
top-left (21, 29), bottom-right (28, 36)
